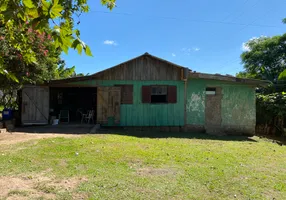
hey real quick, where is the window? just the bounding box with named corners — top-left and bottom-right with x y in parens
top-left (151, 86), bottom-right (168, 103)
top-left (142, 85), bottom-right (177, 104)
top-left (206, 87), bottom-right (216, 95)
top-left (116, 85), bottom-right (133, 104)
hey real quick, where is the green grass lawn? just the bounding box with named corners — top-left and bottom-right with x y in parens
top-left (0, 133), bottom-right (285, 200)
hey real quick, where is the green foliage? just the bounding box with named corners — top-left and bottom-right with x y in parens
top-left (257, 93), bottom-right (286, 117)
top-left (53, 60), bottom-right (86, 79)
top-left (256, 92), bottom-right (286, 135)
top-left (283, 18), bottom-right (286, 24)
top-left (0, 0), bottom-right (113, 106)
top-left (278, 69), bottom-right (286, 81)
top-left (0, 0), bottom-right (116, 78)
top-left (0, 68), bottom-right (18, 82)
top-left (0, 25), bottom-right (84, 108)
top-left (55, 65), bottom-right (76, 79)
top-left (0, 26), bottom-right (58, 84)
top-left (235, 71), bottom-right (256, 79)
top-left (239, 30), bottom-right (286, 134)
top-left (240, 34), bottom-right (286, 82)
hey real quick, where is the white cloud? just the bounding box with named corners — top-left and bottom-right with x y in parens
top-left (103, 40), bottom-right (118, 46)
top-left (181, 47), bottom-right (200, 55)
top-left (172, 53), bottom-right (176, 57)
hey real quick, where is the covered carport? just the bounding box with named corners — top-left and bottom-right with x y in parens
top-left (20, 76), bottom-right (121, 126)
top-left (20, 78), bottom-right (98, 125)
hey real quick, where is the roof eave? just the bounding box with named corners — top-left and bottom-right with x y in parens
top-left (189, 72), bottom-right (270, 86)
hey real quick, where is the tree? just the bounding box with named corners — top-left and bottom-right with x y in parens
top-left (0, 26), bottom-right (56, 83)
top-left (54, 60), bottom-right (85, 79)
top-left (239, 34), bottom-right (286, 82)
top-left (0, 0), bottom-right (116, 77)
top-left (73, 72), bottom-right (85, 77)
top-left (238, 19), bottom-right (286, 136)
top-left (0, 25), bottom-right (84, 108)
top-left (235, 71), bottom-right (256, 79)
top-left (256, 92), bottom-right (286, 136)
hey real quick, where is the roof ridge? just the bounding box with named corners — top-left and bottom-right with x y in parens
top-left (90, 52), bottom-right (188, 77)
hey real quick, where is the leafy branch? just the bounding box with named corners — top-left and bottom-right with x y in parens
top-left (0, 0), bottom-right (116, 79)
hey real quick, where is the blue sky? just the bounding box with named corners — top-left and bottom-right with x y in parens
top-left (62, 0), bottom-right (286, 75)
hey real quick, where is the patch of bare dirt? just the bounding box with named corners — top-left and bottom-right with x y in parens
top-left (0, 174), bottom-right (88, 200)
top-left (129, 160), bottom-right (179, 177)
top-left (128, 159), bottom-right (144, 169)
top-left (58, 159), bottom-right (68, 168)
top-left (0, 132), bottom-right (80, 145)
top-left (136, 167), bottom-right (177, 176)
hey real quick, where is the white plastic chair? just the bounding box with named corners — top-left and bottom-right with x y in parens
top-left (81, 110), bottom-right (94, 124)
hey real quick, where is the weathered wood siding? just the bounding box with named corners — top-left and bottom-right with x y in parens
top-left (97, 87), bottom-right (121, 125)
top-left (93, 55), bottom-right (182, 80)
top-left (22, 86), bottom-right (49, 125)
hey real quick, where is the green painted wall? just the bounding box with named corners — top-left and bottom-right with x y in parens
top-left (186, 80), bottom-right (206, 125)
top-left (59, 78), bottom-right (256, 131)
top-left (221, 85), bottom-right (256, 129)
top-left (67, 80), bottom-right (185, 126)
top-left (186, 79), bottom-right (256, 130)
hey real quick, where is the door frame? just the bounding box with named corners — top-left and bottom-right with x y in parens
top-left (205, 87), bottom-right (222, 132)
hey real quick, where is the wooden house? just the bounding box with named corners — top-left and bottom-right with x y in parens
top-left (20, 53), bottom-right (267, 135)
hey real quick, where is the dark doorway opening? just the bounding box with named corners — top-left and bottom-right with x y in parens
top-left (50, 87), bottom-right (97, 123)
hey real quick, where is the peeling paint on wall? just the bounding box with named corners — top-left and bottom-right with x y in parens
top-left (186, 93), bottom-right (205, 125)
top-left (186, 82), bottom-right (206, 125)
top-left (187, 79), bottom-right (256, 134)
top-left (221, 85), bottom-right (255, 127)
top-left (186, 93), bottom-right (205, 113)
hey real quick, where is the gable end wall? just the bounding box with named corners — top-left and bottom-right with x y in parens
top-left (93, 56), bottom-right (182, 80)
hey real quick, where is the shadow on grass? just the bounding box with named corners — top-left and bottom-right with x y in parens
top-left (104, 130), bottom-right (257, 142)
top-left (256, 134), bottom-right (286, 145)
top-left (14, 124), bottom-right (94, 134)
top-left (14, 125), bottom-right (257, 142)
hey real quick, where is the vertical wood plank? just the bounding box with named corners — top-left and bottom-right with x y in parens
top-left (21, 86), bottom-right (49, 124)
top-left (93, 55), bottom-right (182, 81)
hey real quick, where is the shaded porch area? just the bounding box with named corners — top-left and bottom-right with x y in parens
top-left (49, 87), bottom-right (97, 124)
